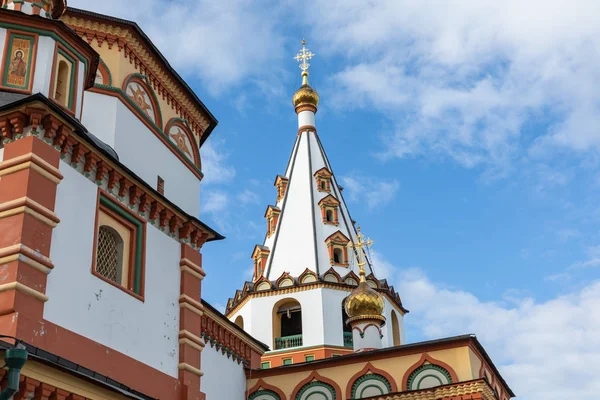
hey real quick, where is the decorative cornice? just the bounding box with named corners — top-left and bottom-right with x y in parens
top-left (0, 101), bottom-right (219, 248)
top-left (61, 13), bottom-right (214, 144)
top-left (202, 306), bottom-right (266, 357)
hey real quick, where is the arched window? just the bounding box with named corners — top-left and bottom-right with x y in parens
top-left (342, 299), bottom-right (353, 348)
top-left (406, 364), bottom-right (452, 391)
top-left (326, 209), bottom-right (333, 222)
top-left (55, 60), bottom-right (69, 106)
top-left (333, 248), bottom-right (343, 264)
top-left (272, 299), bottom-right (302, 349)
top-left (391, 310), bottom-right (401, 346)
top-left (234, 315), bottom-right (244, 330)
top-left (96, 225), bottom-right (124, 284)
top-left (321, 181), bottom-right (326, 190)
top-left (351, 374), bottom-right (392, 398)
top-left (295, 381), bottom-right (336, 400)
top-left (249, 390), bottom-right (280, 400)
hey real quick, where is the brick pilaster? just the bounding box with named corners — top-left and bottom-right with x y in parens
top-left (0, 136), bottom-right (62, 336)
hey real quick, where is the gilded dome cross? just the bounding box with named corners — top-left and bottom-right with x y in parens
top-left (294, 39), bottom-right (315, 73)
top-left (348, 226), bottom-right (374, 280)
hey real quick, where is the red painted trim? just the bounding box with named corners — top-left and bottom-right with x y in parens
top-left (290, 371), bottom-right (342, 400)
top-left (247, 379), bottom-right (287, 400)
top-left (121, 73), bottom-right (163, 130)
top-left (89, 188), bottom-right (146, 301)
top-left (345, 362), bottom-right (398, 399)
top-left (164, 118), bottom-right (200, 168)
top-left (401, 352), bottom-right (459, 391)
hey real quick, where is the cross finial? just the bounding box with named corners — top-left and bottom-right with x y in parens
top-left (294, 39), bottom-right (315, 77)
top-left (348, 225), bottom-right (374, 282)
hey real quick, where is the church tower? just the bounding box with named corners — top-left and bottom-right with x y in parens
top-left (226, 41), bottom-right (408, 368)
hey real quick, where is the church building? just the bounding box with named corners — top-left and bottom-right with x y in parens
top-left (0, 2), bottom-right (514, 400)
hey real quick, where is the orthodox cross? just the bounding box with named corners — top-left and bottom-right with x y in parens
top-left (294, 39), bottom-right (315, 73)
top-left (348, 226), bottom-right (374, 278)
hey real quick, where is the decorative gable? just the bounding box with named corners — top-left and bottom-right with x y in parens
top-left (264, 205), bottom-right (281, 238)
top-left (274, 175), bottom-right (289, 202)
top-left (325, 231), bottom-right (350, 267)
top-left (252, 245), bottom-right (270, 281)
top-left (318, 194), bottom-right (340, 225)
top-left (314, 167), bottom-right (332, 193)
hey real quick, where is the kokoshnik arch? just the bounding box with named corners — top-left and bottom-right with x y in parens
top-left (0, 3), bottom-right (514, 400)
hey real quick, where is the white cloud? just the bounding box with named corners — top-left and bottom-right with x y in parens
top-left (200, 138), bottom-right (236, 185)
top-left (237, 189), bottom-right (260, 205)
top-left (69, 0), bottom-right (286, 93)
top-left (372, 255), bottom-right (600, 400)
top-left (202, 190), bottom-right (229, 214)
top-left (340, 175), bottom-right (399, 210)
top-left (304, 0), bottom-right (600, 175)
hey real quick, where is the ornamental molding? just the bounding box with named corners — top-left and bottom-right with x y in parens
top-left (202, 306), bottom-right (266, 357)
top-left (225, 269), bottom-right (407, 317)
top-left (61, 14), bottom-right (212, 142)
top-left (0, 102), bottom-right (215, 248)
top-left (361, 379), bottom-right (496, 400)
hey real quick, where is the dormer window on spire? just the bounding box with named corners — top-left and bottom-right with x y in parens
top-left (252, 245), bottom-right (270, 281)
top-left (325, 231), bottom-right (350, 267)
top-left (314, 167), bottom-right (333, 193)
top-left (264, 205), bottom-right (281, 238)
top-left (274, 175), bottom-right (289, 202)
top-left (318, 195), bottom-right (340, 226)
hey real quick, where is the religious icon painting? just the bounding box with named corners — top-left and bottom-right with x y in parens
top-left (1, 31), bottom-right (37, 92)
top-left (125, 81), bottom-right (155, 123)
top-left (168, 126), bottom-right (193, 161)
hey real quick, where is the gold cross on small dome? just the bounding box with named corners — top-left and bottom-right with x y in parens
top-left (348, 226), bottom-right (374, 280)
top-left (294, 39), bottom-right (315, 74)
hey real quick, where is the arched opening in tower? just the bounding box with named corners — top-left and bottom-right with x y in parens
top-left (333, 248), bottom-right (343, 264)
top-left (391, 310), bottom-right (401, 346)
top-left (342, 298), bottom-right (353, 348)
top-left (326, 209), bottom-right (333, 222)
top-left (272, 299), bottom-right (303, 349)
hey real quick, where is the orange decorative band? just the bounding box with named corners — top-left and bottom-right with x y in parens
top-left (295, 104), bottom-right (317, 114)
top-left (0, 196), bottom-right (60, 227)
top-left (179, 294), bottom-right (204, 316)
top-left (0, 281), bottom-right (48, 302)
top-left (180, 258), bottom-right (205, 276)
top-left (0, 244), bottom-right (54, 269)
top-left (298, 125), bottom-right (316, 134)
top-left (179, 330), bottom-right (205, 349)
top-left (177, 363), bottom-right (203, 377)
top-left (348, 314), bottom-right (386, 324)
top-left (0, 253), bottom-right (51, 274)
top-left (179, 337), bottom-right (205, 352)
top-left (0, 152), bottom-right (64, 183)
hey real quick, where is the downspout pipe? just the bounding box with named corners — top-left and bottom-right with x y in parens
top-left (0, 347), bottom-right (28, 400)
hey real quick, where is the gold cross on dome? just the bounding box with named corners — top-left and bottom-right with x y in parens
top-left (348, 226), bottom-right (374, 279)
top-left (294, 39), bottom-right (315, 73)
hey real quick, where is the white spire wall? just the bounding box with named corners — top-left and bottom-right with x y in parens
top-left (262, 128), bottom-right (375, 280)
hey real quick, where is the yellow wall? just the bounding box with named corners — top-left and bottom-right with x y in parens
top-left (0, 356), bottom-right (131, 400)
top-left (248, 346), bottom-right (476, 398)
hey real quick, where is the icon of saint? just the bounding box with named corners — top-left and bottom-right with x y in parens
top-left (9, 50), bottom-right (26, 77)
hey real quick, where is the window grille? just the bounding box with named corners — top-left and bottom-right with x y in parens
top-left (96, 225), bottom-right (123, 283)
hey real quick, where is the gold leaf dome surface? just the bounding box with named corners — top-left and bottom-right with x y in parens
top-left (345, 281), bottom-right (385, 322)
top-left (292, 83), bottom-right (320, 109)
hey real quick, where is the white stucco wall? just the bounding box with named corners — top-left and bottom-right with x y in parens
top-left (201, 345), bottom-right (246, 400)
top-left (229, 287), bottom-right (357, 351)
top-left (381, 298), bottom-right (406, 347)
top-left (0, 29), bottom-right (6, 59)
top-left (81, 92), bottom-right (118, 148)
top-left (112, 102), bottom-right (200, 217)
top-left (32, 36), bottom-right (55, 97)
top-left (46, 162), bottom-right (182, 378)
top-left (297, 110), bottom-right (315, 128)
top-left (352, 322), bottom-right (383, 351)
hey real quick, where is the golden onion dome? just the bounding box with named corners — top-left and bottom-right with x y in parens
top-left (293, 72), bottom-right (319, 111)
top-left (344, 272), bottom-right (385, 324)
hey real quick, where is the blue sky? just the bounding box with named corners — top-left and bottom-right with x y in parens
top-left (73, 1), bottom-right (600, 398)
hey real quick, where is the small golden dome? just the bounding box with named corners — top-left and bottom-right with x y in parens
top-left (292, 72), bottom-right (319, 111)
top-left (344, 280), bottom-right (385, 323)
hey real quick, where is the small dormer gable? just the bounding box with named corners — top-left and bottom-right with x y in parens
top-left (314, 167), bottom-right (332, 192)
